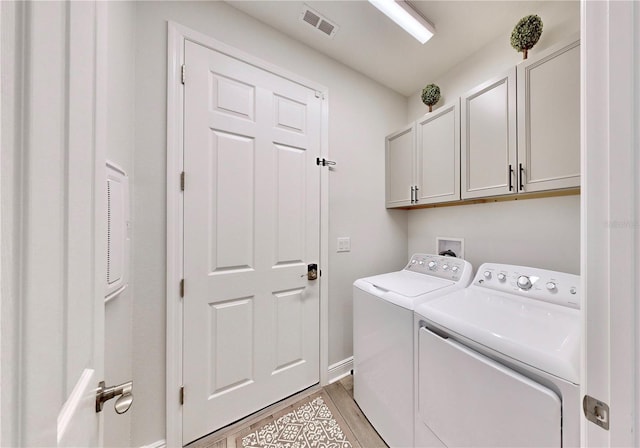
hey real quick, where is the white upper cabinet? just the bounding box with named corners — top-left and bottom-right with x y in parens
top-left (386, 37), bottom-right (580, 208)
top-left (386, 123), bottom-right (416, 207)
top-left (461, 69), bottom-right (517, 199)
top-left (416, 102), bottom-right (460, 204)
top-left (517, 39), bottom-right (580, 192)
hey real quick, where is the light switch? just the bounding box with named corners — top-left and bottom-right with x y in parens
top-left (337, 237), bottom-right (351, 252)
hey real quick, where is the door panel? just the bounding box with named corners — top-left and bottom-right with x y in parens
top-left (517, 40), bottom-right (580, 191)
top-left (416, 102), bottom-right (460, 204)
top-left (461, 70), bottom-right (517, 199)
top-left (209, 130), bottom-right (255, 272)
top-left (386, 124), bottom-right (415, 207)
top-left (183, 40), bottom-right (321, 443)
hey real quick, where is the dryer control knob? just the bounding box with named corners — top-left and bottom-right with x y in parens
top-left (497, 273), bottom-right (506, 281)
top-left (517, 275), bottom-right (533, 290)
top-left (442, 264), bottom-right (449, 271)
top-left (546, 282), bottom-right (557, 291)
top-left (483, 271), bottom-right (492, 279)
top-left (428, 261), bottom-right (437, 270)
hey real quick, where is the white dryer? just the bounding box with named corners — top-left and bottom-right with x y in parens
top-left (353, 254), bottom-right (473, 448)
top-left (414, 263), bottom-right (581, 448)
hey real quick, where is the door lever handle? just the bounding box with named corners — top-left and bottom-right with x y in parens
top-left (96, 380), bottom-right (133, 414)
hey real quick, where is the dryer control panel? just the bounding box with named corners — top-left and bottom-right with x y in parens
top-left (405, 254), bottom-right (472, 283)
top-left (474, 263), bottom-right (581, 309)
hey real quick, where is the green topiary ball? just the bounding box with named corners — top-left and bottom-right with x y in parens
top-left (511, 15), bottom-right (543, 59)
top-left (421, 84), bottom-right (441, 112)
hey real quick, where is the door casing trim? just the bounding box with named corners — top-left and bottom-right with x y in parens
top-left (166, 21), bottom-right (329, 447)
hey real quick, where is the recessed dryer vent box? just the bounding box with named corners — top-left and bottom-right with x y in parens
top-left (437, 237), bottom-right (464, 259)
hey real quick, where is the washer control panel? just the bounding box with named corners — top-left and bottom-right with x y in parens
top-left (474, 263), bottom-right (580, 309)
top-left (405, 254), bottom-right (472, 282)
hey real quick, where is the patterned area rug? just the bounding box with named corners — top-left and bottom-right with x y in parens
top-left (240, 395), bottom-right (353, 448)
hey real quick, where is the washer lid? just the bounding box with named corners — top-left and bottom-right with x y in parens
top-left (415, 287), bottom-right (581, 384)
top-left (360, 270), bottom-right (454, 297)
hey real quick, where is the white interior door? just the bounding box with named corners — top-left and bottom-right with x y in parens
top-left (7, 1), bottom-right (107, 446)
top-left (582, 1), bottom-right (638, 446)
top-left (183, 40), bottom-right (322, 443)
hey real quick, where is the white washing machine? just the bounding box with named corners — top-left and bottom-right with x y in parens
top-left (353, 254), bottom-right (473, 448)
top-left (414, 263), bottom-right (581, 448)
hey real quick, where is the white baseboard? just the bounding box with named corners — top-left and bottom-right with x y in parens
top-left (141, 440), bottom-right (166, 448)
top-left (328, 356), bottom-right (353, 384)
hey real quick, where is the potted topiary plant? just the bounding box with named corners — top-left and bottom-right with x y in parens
top-left (511, 15), bottom-right (543, 60)
top-left (421, 84), bottom-right (441, 112)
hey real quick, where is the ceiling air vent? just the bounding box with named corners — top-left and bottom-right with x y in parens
top-left (300, 5), bottom-right (339, 38)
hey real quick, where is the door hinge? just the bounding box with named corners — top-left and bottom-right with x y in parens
top-left (180, 279), bottom-right (185, 298)
top-left (314, 91), bottom-right (325, 100)
top-left (180, 171), bottom-right (185, 191)
top-left (180, 386), bottom-right (184, 405)
top-left (181, 64), bottom-right (186, 85)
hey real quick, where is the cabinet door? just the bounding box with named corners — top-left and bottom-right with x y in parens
top-left (461, 69), bottom-right (517, 199)
top-left (416, 102), bottom-right (460, 204)
top-left (386, 123), bottom-right (415, 208)
top-left (517, 39), bottom-right (580, 192)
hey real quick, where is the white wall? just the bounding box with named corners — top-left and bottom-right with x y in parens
top-left (132, 2), bottom-right (407, 445)
top-left (406, 2), bottom-right (581, 275)
top-left (408, 196), bottom-right (580, 274)
top-left (103, 3), bottom-right (136, 446)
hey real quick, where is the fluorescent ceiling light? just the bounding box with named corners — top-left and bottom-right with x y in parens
top-left (368, 0), bottom-right (435, 44)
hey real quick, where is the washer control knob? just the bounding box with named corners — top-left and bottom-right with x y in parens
top-left (517, 275), bottom-right (533, 290)
top-left (418, 260), bottom-right (424, 266)
top-left (442, 264), bottom-right (449, 271)
top-left (451, 266), bottom-right (459, 273)
top-left (497, 273), bottom-right (506, 281)
top-left (428, 261), bottom-right (437, 270)
top-left (546, 282), bottom-right (557, 291)
top-left (483, 271), bottom-right (492, 279)
top-left (411, 259), bottom-right (417, 264)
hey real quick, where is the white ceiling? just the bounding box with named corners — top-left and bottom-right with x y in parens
top-left (225, 0), bottom-right (579, 96)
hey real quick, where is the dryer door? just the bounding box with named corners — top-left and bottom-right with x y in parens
top-left (417, 327), bottom-right (561, 447)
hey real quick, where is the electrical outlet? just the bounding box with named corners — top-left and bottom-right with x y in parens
top-left (337, 237), bottom-right (351, 252)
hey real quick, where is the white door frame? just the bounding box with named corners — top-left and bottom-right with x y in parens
top-left (166, 22), bottom-right (330, 447)
top-left (1, 1), bottom-right (107, 445)
top-left (581, 0), bottom-right (638, 446)
top-left (0, 1), bottom-right (24, 445)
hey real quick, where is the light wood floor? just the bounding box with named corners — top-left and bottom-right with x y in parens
top-left (187, 374), bottom-right (388, 448)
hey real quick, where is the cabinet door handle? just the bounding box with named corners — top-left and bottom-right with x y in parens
top-left (414, 186), bottom-right (419, 203)
top-left (519, 163), bottom-right (525, 191)
top-left (410, 186), bottom-right (415, 203)
top-left (508, 165), bottom-right (514, 191)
